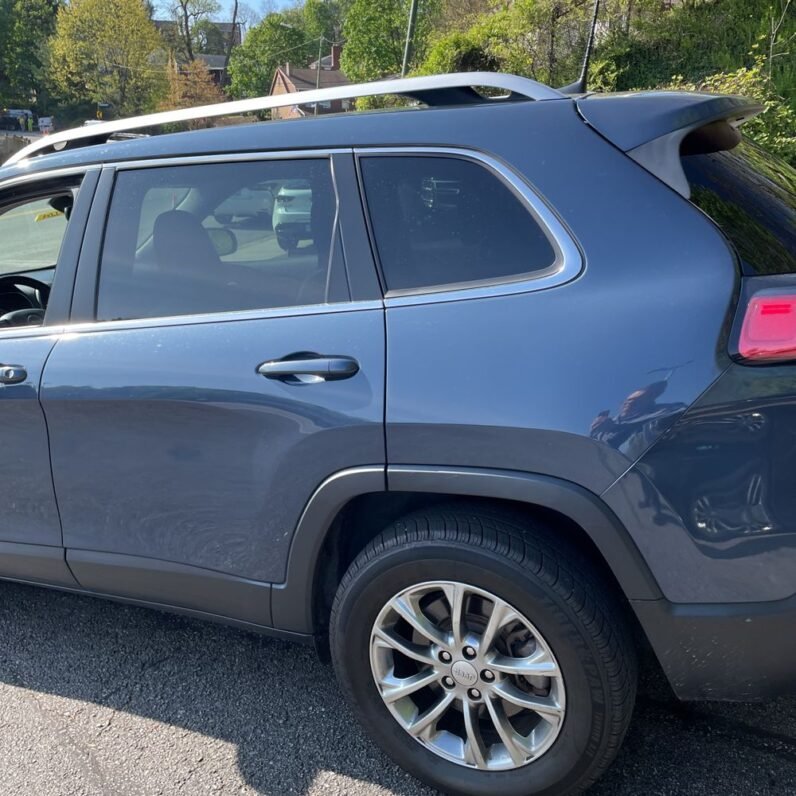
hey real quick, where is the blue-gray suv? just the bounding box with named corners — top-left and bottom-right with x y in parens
top-left (0, 72), bottom-right (794, 796)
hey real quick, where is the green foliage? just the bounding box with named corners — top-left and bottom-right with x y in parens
top-left (420, 29), bottom-right (498, 74)
top-left (419, 0), bottom-right (795, 166)
top-left (341, 0), bottom-right (439, 83)
top-left (304, 0), bottom-right (344, 41)
top-left (593, 0), bottom-right (796, 103)
top-left (48, 0), bottom-right (167, 116)
top-left (0, 0), bottom-right (62, 108)
top-left (228, 13), bottom-right (315, 99)
top-left (168, 0), bottom-right (221, 61)
top-left (418, 0), bottom-right (611, 86)
top-left (664, 54), bottom-right (796, 166)
top-left (192, 18), bottom-right (227, 55)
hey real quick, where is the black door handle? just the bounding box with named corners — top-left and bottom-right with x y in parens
top-left (257, 355), bottom-right (359, 383)
top-left (0, 364), bottom-right (27, 385)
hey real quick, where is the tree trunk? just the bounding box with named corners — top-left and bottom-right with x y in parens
top-left (222, 0), bottom-right (239, 86)
top-left (180, 1), bottom-right (194, 62)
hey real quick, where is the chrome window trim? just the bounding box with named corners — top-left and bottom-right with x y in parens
top-left (0, 145), bottom-right (582, 333)
top-left (57, 300), bottom-right (384, 337)
top-left (0, 165), bottom-right (100, 192)
top-left (111, 148), bottom-right (351, 171)
top-left (0, 327), bottom-right (65, 342)
top-left (353, 146), bottom-right (583, 307)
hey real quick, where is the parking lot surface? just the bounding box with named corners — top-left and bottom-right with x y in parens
top-left (0, 581), bottom-right (793, 795)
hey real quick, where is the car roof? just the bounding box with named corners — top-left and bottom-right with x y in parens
top-left (0, 89), bottom-right (759, 187)
top-left (0, 101), bottom-right (561, 182)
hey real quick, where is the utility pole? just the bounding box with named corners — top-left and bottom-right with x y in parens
top-left (315, 35), bottom-right (324, 115)
top-left (401, 0), bottom-right (419, 77)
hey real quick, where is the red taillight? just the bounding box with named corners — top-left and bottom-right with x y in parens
top-left (739, 294), bottom-right (796, 362)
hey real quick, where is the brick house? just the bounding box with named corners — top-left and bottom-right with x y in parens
top-left (269, 45), bottom-right (350, 119)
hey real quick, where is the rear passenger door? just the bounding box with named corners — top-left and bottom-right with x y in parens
top-left (356, 149), bottom-right (578, 475)
top-left (40, 153), bottom-right (384, 621)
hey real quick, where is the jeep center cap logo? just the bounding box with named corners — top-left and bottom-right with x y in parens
top-left (451, 660), bottom-right (478, 686)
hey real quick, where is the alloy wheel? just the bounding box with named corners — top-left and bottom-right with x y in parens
top-left (369, 581), bottom-right (566, 771)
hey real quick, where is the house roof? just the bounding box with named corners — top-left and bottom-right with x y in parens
top-left (214, 22), bottom-right (241, 34)
top-left (197, 54), bottom-right (227, 71)
top-left (309, 54), bottom-right (335, 69)
top-left (282, 67), bottom-right (350, 91)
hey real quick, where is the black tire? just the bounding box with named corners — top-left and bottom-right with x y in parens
top-left (276, 233), bottom-right (298, 253)
top-left (330, 504), bottom-right (637, 796)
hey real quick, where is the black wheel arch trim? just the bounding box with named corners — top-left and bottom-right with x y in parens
top-left (270, 464), bottom-right (663, 634)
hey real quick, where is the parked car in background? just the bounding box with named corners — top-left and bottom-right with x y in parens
top-left (214, 181), bottom-right (276, 226)
top-left (272, 179), bottom-right (312, 252)
top-left (0, 72), bottom-right (794, 796)
top-left (0, 109), bottom-right (32, 132)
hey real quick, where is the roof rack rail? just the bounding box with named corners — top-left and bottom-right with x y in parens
top-left (5, 72), bottom-right (564, 165)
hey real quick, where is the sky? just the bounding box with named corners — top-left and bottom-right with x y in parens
top-left (210, 1), bottom-right (293, 20)
top-left (156, 2), bottom-right (294, 23)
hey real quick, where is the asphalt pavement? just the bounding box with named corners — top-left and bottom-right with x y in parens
top-left (0, 580), bottom-right (793, 795)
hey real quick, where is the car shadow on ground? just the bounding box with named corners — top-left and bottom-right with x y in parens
top-left (0, 581), bottom-right (794, 795)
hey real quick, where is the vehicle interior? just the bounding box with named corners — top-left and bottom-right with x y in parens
top-left (0, 189), bottom-right (74, 328)
top-left (97, 161), bottom-right (338, 322)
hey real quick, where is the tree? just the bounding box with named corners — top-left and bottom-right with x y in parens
top-left (419, 1), bottom-right (665, 87)
top-left (161, 57), bottom-right (224, 126)
top-left (169, 0), bottom-right (221, 62)
top-left (227, 12), bottom-right (314, 98)
top-left (193, 18), bottom-right (227, 54)
top-left (49, 0), bottom-right (167, 116)
top-left (435, 0), bottom-right (493, 35)
top-left (341, 0), bottom-right (439, 82)
top-left (304, 0), bottom-right (344, 42)
top-left (222, 0), bottom-right (240, 85)
top-left (0, 0), bottom-right (62, 108)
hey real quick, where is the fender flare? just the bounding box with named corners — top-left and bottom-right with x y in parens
top-left (270, 465), bottom-right (662, 634)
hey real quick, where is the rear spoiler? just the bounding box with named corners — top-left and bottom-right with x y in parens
top-left (577, 92), bottom-right (763, 197)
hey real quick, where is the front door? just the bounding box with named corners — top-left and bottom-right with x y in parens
top-left (0, 171), bottom-right (95, 586)
top-left (40, 154), bottom-right (385, 618)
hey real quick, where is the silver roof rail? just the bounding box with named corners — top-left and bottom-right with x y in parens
top-left (6, 72), bottom-right (564, 165)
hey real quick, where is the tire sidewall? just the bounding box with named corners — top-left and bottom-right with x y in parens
top-left (332, 541), bottom-right (614, 796)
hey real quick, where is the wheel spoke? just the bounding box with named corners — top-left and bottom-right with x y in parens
top-left (484, 694), bottom-right (529, 767)
top-left (480, 600), bottom-right (518, 653)
top-left (389, 594), bottom-right (449, 648)
top-left (370, 580), bottom-right (567, 772)
top-left (441, 582), bottom-right (466, 646)
top-left (380, 668), bottom-right (439, 704)
top-left (462, 701), bottom-right (488, 769)
top-left (373, 626), bottom-right (437, 666)
top-left (486, 646), bottom-right (560, 678)
top-left (492, 681), bottom-right (564, 723)
top-left (407, 691), bottom-right (455, 737)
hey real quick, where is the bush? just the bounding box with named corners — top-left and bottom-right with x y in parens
top-left (664, 54), bottom-right (796, 166)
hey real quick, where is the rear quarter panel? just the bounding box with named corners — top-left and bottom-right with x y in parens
top-left (383, 101), bottom-right (740, 601)
top-left (607, 363), bottom-right (796, 602)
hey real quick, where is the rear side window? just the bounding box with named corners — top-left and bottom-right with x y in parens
top-left (682, 140), bottom-right (796, 275)
top-left (97, 159), bottom-right (342, 322)
top-left (359, 155), bottom-right (557, 293)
